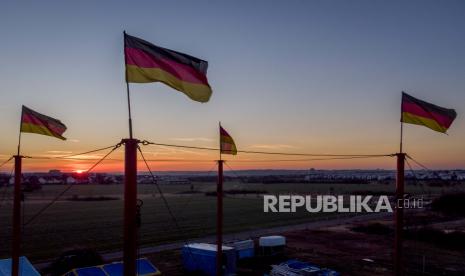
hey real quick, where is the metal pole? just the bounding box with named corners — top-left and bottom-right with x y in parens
top-left (11, 155), bottom-right (22, 276)
top-left (400, 91), bottom-right (405, 154)
top-left (399, 122), bottom-right (403, 153)
top-left (126, 83), bottom-right (133, 139)
top-left (18, 107), bottom-right (24, 156)
top-left (123, 139), bottom-right (138, 276)
top-left (219, 122), bottom-right (222, 162)
top-left (123, 31), bottom-right (133, 140)
top-left (216, 160), bottom-right (224, 276)
top-left (395, 153), bottom-right (405, 276)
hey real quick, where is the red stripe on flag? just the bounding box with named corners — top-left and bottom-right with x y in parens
top-left (125, 47), bottom-right (208, 85)
top-left (402, 101), bottom-right (454, 128)
top-left (221, 143), bottom-right (233, 151)
top-left (22, 113), bottom-right (45, 125)
top-left (22, 113), bottom-right (66, 134)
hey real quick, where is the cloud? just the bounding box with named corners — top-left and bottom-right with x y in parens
top-left (68, 139), bottom-right (80, 143)
top-left (171, 137), bottom-right (213, 142)
top-left (42, 152), bottom-right (107, 160)
top-left (247, 144), bottom-right (297, 150)
top-left (150, 146), bottom-right (208, 156)
top-left (46, 150), bottom-right (73, 154)
top-left (66, 154), bottom-right (105, 159)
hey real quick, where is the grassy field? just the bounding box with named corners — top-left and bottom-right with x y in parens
top-left (0, 181), bottom-right (463, 262)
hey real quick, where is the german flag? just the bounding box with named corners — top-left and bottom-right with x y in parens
top-left (401, 92), bottom-right (457, 133)
top-left (220, 126), bottom-right (237, 155)
top-left (21, 106), bottom-right (67, 140)
top-left (124, 32), bottom-right (212, 103)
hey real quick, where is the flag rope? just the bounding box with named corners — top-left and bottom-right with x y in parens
top-left (225, 155), bottom-right (394, 163)
top-left (54, 143), bottom-right (123, 159)
top-left (137, 146), bottom-right (188, 232)
top-left (23, 155), bottom-right (394, 163)
top-left (23, 142), bottom-right (123, 227)
top-left (18, 143), bottom-right (123, 161)
top-left (141, 140), bottom-right (395, 157)
top-left (0, 156), bottom-right (13, 169)
top-left (137, 146), bottom-right (209, 270)
top-left (406, 154), bottom-right (445, 180)
top-left (405, 154), bottom-right (431, 171)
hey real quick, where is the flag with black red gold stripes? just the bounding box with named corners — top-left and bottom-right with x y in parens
top-left (401, 92), bottom-right (456, 133)
top-left (20, 106), bottom-right (67, 140)
top-left (124, 33), bottom-right (212, 103)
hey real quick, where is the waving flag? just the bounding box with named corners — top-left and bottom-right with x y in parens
top-left (21, 106), bottom-right (67, 140)
top-left (124, 32), bottom-right (212, 103)
top-left (220, 126), bottom-right (237, 155)
top-left (401, 92), bottom-right (457, 133)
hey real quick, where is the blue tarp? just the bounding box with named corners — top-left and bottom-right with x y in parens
top-left (74, 267), bottom-right (107, 276)
top-left (102, 259), bottom-right (160, 276)
top-left (0, 256), bottom-right (41, 276)
top-left (66, 258), bottom-right (161, 276)
top-left (182, 243), bottom-right (236, 276)
top-left (271, 259), bottom-right (340, 276)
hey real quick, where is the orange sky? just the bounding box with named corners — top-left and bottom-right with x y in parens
top-left (1, 1), bottom-right (464, 172)
top-left (0, 136), bottom-right (461, 173)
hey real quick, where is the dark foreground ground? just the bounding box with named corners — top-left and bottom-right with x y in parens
top-left (146, 214), bottom-right (465, 276)
top-left (3, 183), bottom-right (463, 275)
top-left (32, 208), bottom-right (465, 275)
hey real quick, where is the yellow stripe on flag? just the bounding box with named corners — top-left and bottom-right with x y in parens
top-left (220, 126), bottom-right (237, 155)
top-left (21, 123), bottom-right (66, 140)
top-left (126, 65), bottom-right (212, 103)
top-left (402, 112), bottom-right (448, 133)
top-left (220, 135), bottom-right (235, 145)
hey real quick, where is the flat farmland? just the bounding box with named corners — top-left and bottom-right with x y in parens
top-left (0, 181), bottom-right (461, 262)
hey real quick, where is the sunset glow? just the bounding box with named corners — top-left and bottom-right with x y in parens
top-left (0, 1), bottom-right (464, 172)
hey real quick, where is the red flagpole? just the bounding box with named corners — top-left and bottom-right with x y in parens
top-left (395, 152), bottom-right (405, 275)
top-left (216, 159), bottom-right (224, 276)
top-left (123, 138), bottom-right (138, 276)
top-left (12, 109), bottom-right (24, 276)
top-left (395, 93), bottom-right (405, 276)
top-left (122, 31), bottom-right (139, 276)
top-left (11, 155), bottom-right (22, 276)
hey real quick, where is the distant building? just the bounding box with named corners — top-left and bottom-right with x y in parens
top-left (66, 176), bottom-right (77, 184)
top-left (48, 169), bottom-right (63, 177)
